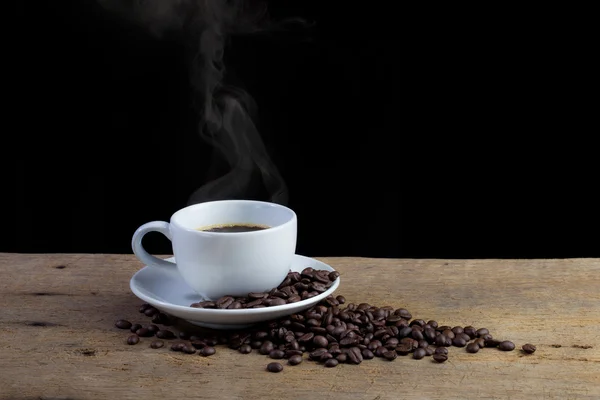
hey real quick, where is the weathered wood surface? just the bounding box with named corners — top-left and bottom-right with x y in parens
top-left (1, 254), bottom-right (599, 400)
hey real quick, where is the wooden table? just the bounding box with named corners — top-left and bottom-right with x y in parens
top-left (1, 254), bottom-right (599, 400)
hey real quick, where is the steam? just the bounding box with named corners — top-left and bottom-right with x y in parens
top-left (98, 0), bottom-right (290, 204)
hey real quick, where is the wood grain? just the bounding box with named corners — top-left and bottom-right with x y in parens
top-left (1, 254), bottom-right (599, 400)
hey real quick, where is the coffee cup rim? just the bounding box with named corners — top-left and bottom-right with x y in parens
top-left (170, 199), bottom-right (297, 235)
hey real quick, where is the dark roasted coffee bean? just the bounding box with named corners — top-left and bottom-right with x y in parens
top-left (485, 339), bottom-right (502, 348)
top-left (228, 301), bottom-right (243, 309)
top-left (146, 324), bottom-right (159, 334)
top-left (313, 335), bottom-right (328, 348)
top-left (466, 343), bottom-right (480, 353)
top-left (309, 348), bottom-right (328, 361)
top-left (395, 344), bottom-right (412, 356)
top-left (152, 313), bottom-right (171, 325)
top-left (139, 303), bottom-right (151, 313)
top-left (170, 342), bottom-right (185, 352)
top-left (298, 332), bottom-right (314, 343)
top-left (452, 337), bottom-right (467, 347)
top-left (130, 323), bottom-right (142, 333)
top-left (178, 331), bottom-right (190, 340)
top-left (136, 328), bottom-right (154, 338)
top-left (127, 335), bottom-right (140, 345)
top-left (437, 325), bottom-right (452, 332)
top-left (398, 326), bottom-right (413, 338)
top-left (115, 320), bottom-right (132, 330)
top-left (463, 326), bottom-right (477, 339)
top-left (324, 358), bottom-right (339, 368)
top-left (362, 349), bottom-right (375, 359)
top-left (335, 295), bottom-right (346, 304)
top-left (522, 343), bottom-right (537, 354)
top-left (319, 352), bottom-right (333, 362)
top-left (265, 298), bottom-right (287, 307)
top-left (433, 353), bottom-right (448, 363)
top-left (383, 350), bottom-right (397, 361)
top-left (144, 307), bottom-right (159, 317)
top-left (474, 338), bottom-right (486, 348)
top-left (424, 328), bottom-right (437, 342)
top-left (375, 345), bottom-right (388, 357)
top-left (425, 346), bottom-right (435, 356)
top-left (435, 335), bottom-right (452, 347)
top-left (395, 308), bottom-right (412, 319)
top-left (427, 320), bottom-right (438, 329)
top-left (442, 329), bottom-right (455, 339)
top-left (336, 353), bottom-right (348, 363)
top-left (498, 341), bottom-right (515, 351)
top-left (418, 340), bottom-right (429, 348)
top-left (190, 340), bottom-right (207, 349)
top-left (451, 326), bottom-right (464, 335)
top-left (480, 333), bottom-right (493, 341)
top-left (329, 271), bottom-right (340, 281)
top-left (155, 330), bottom-right (175, 339)
top-left (239, 344), bottom-right (252, 354)
top-left (267, 362), bottom-right (283, 373)
top-left (285, 350), bottom-right (303, 358)
top-left (434, 347), bottom-right (448, 355)
top-left (150, 340), bottom-right (164, 349)
top-left (182, 345), bottom-right (196, 354)
top-left (413, 348), bottom-right (426, 359)
top-left (347, 347), bottom-right (363, 364)
top-left (288, 355), bottom-right (303, 365)
top-left (269, 349), bottom-right (285, 359)
top-left (259, 341), bottom-right (275, 355)
top-left (476, 328), bottom-right (489, 337)
top-left (199, 346), bottom-right (215, 356)
top-left (287, 295), bottom-right (302, 303)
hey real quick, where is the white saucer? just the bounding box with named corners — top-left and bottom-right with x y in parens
top-left (130, 255), bottom-right (340, 330)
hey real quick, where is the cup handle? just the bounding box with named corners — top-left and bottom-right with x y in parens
top-left (131, 221), bottom-right (177, 269)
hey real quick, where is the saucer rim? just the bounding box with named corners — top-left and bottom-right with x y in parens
top-left (129, 254), bottom-right (340, 317)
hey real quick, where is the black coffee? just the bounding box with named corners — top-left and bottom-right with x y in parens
top-left (198, 223), bottom-right (270, 233)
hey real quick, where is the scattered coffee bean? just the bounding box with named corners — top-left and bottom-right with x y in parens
top-left (127, 335), bottom-right (139, 345)
top-left (413, 348), bottom-right (426, 359)
top-left (115, 320), bottom-right (132, 330)
top-left (267, 362), bottom-right (283, 373)
top-left (424, 346), bottom-right (435, 356)
top-left (288, 355), bottom-right (303, 365)
top-left (150, 340), bottom-right (164, 349)
top-left (434, 347), bottom-right (448, 355)
top-left (485, 339), bottom-right (502, 348)
top-left (476, 328), bottom-right (489, 337)
top-left (324, 358), bottom-right (339, 368)
top-left (182, 345), bottom-right (196, 354)
top-left (200, 346), bottom-right (216, 356)
top-left (432, 353), bottom-right (448, 363)
top-left (269, 349), bottom-right (285, 359)
top-left (383, 350), bottom-right (397, 361)
top-left (171, 343), bottom-right (185, 352)
top-left (474, 338), bottom-right (486, 348)
top-left (452, 337), bottom-right (467, 347)
top-left (466, 343), bottom-right (480, 353)
top-left (522, 344), bottom-right (536, 354)
top-left (498, 341), bottom-right (515, 351)
top-left (239, 344), bottom-right (252, 354)
top-left (129, 323), bottom-right (142, 333)
top-left (156, 329), bottom-right (176, 339)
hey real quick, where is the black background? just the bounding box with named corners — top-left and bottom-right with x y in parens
top-left (5, 1), bottom-right (597, 258)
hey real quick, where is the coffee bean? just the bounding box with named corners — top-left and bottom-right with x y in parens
top-left (498, 341), bottom-right (515, 351)
top-left (239, 344), bottom-right (252, 354)
top-left (435, 335), bottom-right (452, 347)
top-left (335, 295), bottom-right (346, 304)
top-left (139, 303), bottom-right (151, 313)
top-left (267, 362), bottom-right (283, 373)
top-left (150, 340), bottom-right (164, 349)
top-left (383, 350), bottom-right (397, 361)
top-left (127, 335), bottom-right (139, 345)
top-left (115, 320), bottom-right (132, 330)
top-left (476, 328), bottom-right (489, 337)
top-left (259, 341), bottom-right (275, 355)
top-left (362, 349), bottom-right (375, 359)
top-left (432, 353), bottom-right (448, 363)
top-left (474, 338), bottom-right (486, 348)
top-left (329, 271), bottom-right (340, 281)
top-left (269, 349), bottom-right (285, 359)
top-left (135, 328), bottom-right (154, 338)
top-left (434, 347), bottom-right (448, 355)
top-left (298, 332), bottom-right (314, 343)
top-left (413, 348), bottom-right (426, 360)
top-left (485, 339), bottom-right (502, 348)
top-left (171, 342), bottom-right (185, 352)
top-left (336, 353), bottom-right (348, 363)
top-left (130, 323), bottom-right (142, 333)
top-left (313, 335), bottom-right (328, 348)
top-left (522, 344), bottom-right (536, 354)
top-left (182, 345), bottom-right (196, 354)
top-left (424, 346), bottom-right (435, 356)
top-left (156, 330), bottom-right (175, 339)
top-left (309, 348), bottom-right (328, 361)
top-left (466, 343), bottom-right (480, 353)
top-left (463, 326), bottom-right (477, 339)
top-left (452, 337), bottom-right (467, 347)
top-left (146, 324), bottom-right (159, 334)
top-left (451, 326), bottom-right (464, 335)
top-left (144, 307), bottom-right (159, 317)
top-left (200, 346), bottom-right (216, 356)
top-left (324, 358), bottom-right (339, 368)
top-left (288, 355), bottom-right (303, 365)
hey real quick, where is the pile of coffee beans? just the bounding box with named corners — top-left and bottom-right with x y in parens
top-left (115, 293), bottom-right (536, 373)
top-left (189, 268), bottom-right (340, 309)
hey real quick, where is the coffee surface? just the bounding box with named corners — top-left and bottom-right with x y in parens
top-left (197, 223), bottom-right (270, 233)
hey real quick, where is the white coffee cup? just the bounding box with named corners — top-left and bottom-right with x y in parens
top-left (131, 200), bottom-right (297, 300)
